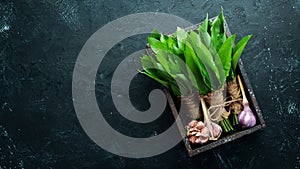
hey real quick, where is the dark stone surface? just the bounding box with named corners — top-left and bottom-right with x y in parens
top-left (0, 0), bottom-right (299, 168)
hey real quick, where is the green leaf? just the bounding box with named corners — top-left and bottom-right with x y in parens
top-left (167, 36), bottom-right (177, 49)
top-left (171, 45), bottom-right (183, 56)
top-left (232, 35), bottom-right (252, 71)
top-left (160, 33), bottom-right (168, 44)
top-left (174, 74), bottom-right (193, 95)
top-left (218, 34), bottom-right (236, 78)
top-left (155, 51), bottom-right (171, 74)
top-left (212, 9), bottom-right (225, 35)
top-left (167, 36), bottom-right (183, 56)
top-left (198, 28), bottom-right (223, 75)
top-left (140, 71), bottom-right (169, 88)
top-left (185, 34), bottom-right (211, 89)
top-left (150, 29), bottom-right (160, 39)
top-left (176, 27), bottom-right (188, 50)
top-left (157, 50), bottom-right (186, 77)
top-left (140, 55), bottom-right (169, 85)
top-left (141, 55), bottom-right (172, 84)
top-left (148, 37), bottom-right (168, 54)
top-left (183, 43), bottom-right (210, 95)
top-left (141, 69), bottom-right (181, 96)
top-left (141, 55), bottom-right (160, 76)
top-left (189, 31), bottom-right (202, 47)
top-left (227, 67), bottom-right (235, 81)
top-left (199, 13), bottom-right (209, 32)
top-left (183, 45), bottom-right (200, 85)
top-left (170, 85), bottom-right (181, 96)
top-left (198, 28), bottom-right (211, 49)
top-left (146, 49), bottom-right (194, 95)
top-left (155, 63), bottom-right (179, 86)
top-left (211, 10), bottom-right (226, 52)
top-left (140, 55), bottom-right (155, 69)
top-left (233, 35), bottom-right (252, 54)
top-left (187, 31), bottom-right (224, 90)
top-left (197, 43), bottom-right (223, 90)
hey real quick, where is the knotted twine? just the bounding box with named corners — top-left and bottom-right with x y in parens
top-left (204, 86), bottom-right (228, 123)
top-left (199, 86), bottom-right (242, 123)
top-left (176, 83), bottom-right (242, 122)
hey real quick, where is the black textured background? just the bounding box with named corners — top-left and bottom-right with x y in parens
top-left (0, 0), bottom-right (300, 168)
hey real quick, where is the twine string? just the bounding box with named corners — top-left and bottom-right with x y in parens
top-left (208, 98), bottom-right (242, 121)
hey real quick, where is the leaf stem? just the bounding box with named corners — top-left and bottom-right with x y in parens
top-left (233, 114), bottom-right (239, 126)
top-left (200, 97), bottom-right (209, 123)
top-left (237, 75), bottom-right (248, 104)
top-left (200, 97), bottom-right (215, 137)
top-left (221, 121), bottom-right (228, 132)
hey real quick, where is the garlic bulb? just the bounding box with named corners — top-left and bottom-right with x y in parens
top-left (238, 103), bottom-right (256, 128)
top-left (186, 120), bottom-right (210, 144)
top-left (237, 75), bottom-right (256, 128)
top-left (200, 97), bottom-right (222, 140)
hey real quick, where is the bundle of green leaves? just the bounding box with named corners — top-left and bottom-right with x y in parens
top-left (140, 9), bottom-right (251, 97)
top-left (140, 31), bottom-right (193, 96)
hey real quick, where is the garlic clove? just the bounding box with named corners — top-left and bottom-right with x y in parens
top-left (200, 127), bottom-right (210, 137)
top-left (189, 136), bottom-right (196, 143)
top-left (200, 137), bottom-right (209, 144)
top-left (195, 136), bottom-right (209, 144)
top-left (188, 120), bottom-right (198, 128)
top-left (195, 132), bottom-right (202, 137)
top-left (190, 131), bottom-right (197, 135)
top-left (196, 121), bottom-right (205, 130)
top-left (211, 122), bottom-right (222, 139)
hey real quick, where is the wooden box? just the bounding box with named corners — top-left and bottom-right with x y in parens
top-left (146, 17), bottom-right (266, 157)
